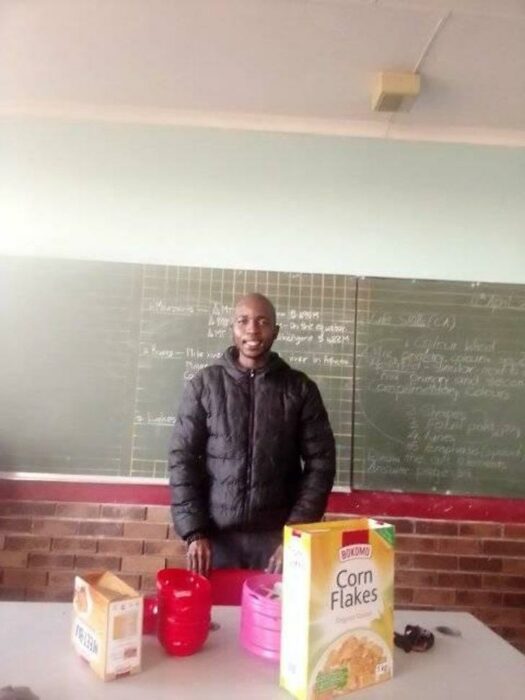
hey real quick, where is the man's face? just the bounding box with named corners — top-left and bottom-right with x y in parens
top-left (232, 296), bottom-right (279, 369)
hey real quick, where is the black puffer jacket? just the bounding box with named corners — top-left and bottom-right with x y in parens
top-left (169, 347), bottom-right (336, 540)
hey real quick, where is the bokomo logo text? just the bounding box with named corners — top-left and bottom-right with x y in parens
top-left (339, 544), bottom-right (372, 562)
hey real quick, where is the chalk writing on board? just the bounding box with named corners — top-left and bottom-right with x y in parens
top-left (147, 301), bottom-right (204, 315)
top-left (353, 277), bottom-right (525, 497)
top-left (366, 313), bottom-right (457, 330)
top-left (135, 414), bottom-right (177, 426)
top-left (130, 266), bottom-right (355, 486)
top-left (470, 293), bottom-right (525, 311)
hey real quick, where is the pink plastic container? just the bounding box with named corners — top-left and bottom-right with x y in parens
top-left (240, 635), bottom-right (282, 661)
top-left (242, 574), bottom-right (281, 611)
top-left (240, 573), bottom-right (282, 662)
top-left (241, 618), bottom-right (281, 649)
top-left (242, 607), bottom-right (281, 632)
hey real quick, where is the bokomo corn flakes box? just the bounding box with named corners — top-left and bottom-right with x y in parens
top-left (280, 518), bottom-right (395, 700)
top-left (72, 572), bottom-right (143, 681)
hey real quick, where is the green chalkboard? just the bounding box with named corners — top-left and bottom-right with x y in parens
top-left (0, 258), bottom-right (141, 477)
top-left (0, 257), bottom-right (355, 488)
top-left (2, 257), bottom-right (524, 498)
top-left (353, 278), bottom-right (525, 497)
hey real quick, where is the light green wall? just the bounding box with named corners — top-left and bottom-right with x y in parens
top-left (1, 118), bottom-right (524, 283)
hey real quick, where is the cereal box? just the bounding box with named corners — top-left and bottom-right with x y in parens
top-left (72, 572), bottom-right (143, 681)
top-left (280, 518), bottom-right (395, 699)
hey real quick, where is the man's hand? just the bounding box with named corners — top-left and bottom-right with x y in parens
top-left (186, 537), bottom-right (212, 577)
top-left (266, 544), bottom-right (283, 574)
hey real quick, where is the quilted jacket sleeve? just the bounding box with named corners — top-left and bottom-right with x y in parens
top-left (286, 379), bottom-right (336, 524)
top-left (168, 376), bottom-right (210, 540)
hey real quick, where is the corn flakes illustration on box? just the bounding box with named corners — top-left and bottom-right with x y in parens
top-left (280, 518), bottom-right (395, 699)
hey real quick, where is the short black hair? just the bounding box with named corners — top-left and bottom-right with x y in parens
top-left (233, 292), bottom-right (277, 325)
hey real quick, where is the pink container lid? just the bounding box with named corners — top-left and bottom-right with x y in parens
top-left (242, 573), bottom-right (282, 612)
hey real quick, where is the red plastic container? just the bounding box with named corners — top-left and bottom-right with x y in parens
top-left (142, 595), bottom-right (159, 635)
top-left (157, 612), bottom-right (210, 656)
top-left (158, 600), bottom-right (209, 620)
top-left (161, 613), bottom-right (211, 631)
top-left (156, 568), bottom-right (212, 656)
top-left (157, 568), bottom-right (211, 607)
top-left (157, 622), bottom-right (209, 656)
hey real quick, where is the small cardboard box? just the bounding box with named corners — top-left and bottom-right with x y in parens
top-left (72, 572), bottom-right (143, 681)
top-left (280, 518), bottom-right (395, 700)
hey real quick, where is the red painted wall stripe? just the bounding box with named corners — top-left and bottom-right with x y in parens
top-left (0, 480), bottom-right (523, 522)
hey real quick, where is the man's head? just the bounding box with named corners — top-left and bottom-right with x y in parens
top-left (232, 293), bottom-right (279, 369)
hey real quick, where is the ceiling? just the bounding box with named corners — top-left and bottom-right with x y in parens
top-left (1, 0), bottom-right (524, 146)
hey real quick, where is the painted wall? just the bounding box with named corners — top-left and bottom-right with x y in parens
top-left (1, 119), bottom-right (524, 653)
top-left (1, 117), bottom-right (524, 284)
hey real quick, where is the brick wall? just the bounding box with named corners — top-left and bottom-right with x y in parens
top-left (1, 501), bottom-right (524, 654)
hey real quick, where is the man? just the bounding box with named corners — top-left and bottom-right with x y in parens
top-left (169, 292), bottom-right (335, 575)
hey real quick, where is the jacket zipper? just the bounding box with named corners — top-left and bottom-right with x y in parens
top-left (244, 369), bottom-right (256, 524)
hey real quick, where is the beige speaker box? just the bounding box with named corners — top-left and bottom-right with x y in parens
top-left (371, 72), bottom-right (421, 112)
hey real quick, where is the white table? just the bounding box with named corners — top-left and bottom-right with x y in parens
top-left (1, 604), bottom-right (523, 699)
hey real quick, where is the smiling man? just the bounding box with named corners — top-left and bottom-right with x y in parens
top-left (169, 293), bottom-right (336, 575)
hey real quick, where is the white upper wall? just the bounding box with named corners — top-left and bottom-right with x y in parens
top-left (1, 118), bottom-right (524, 284)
